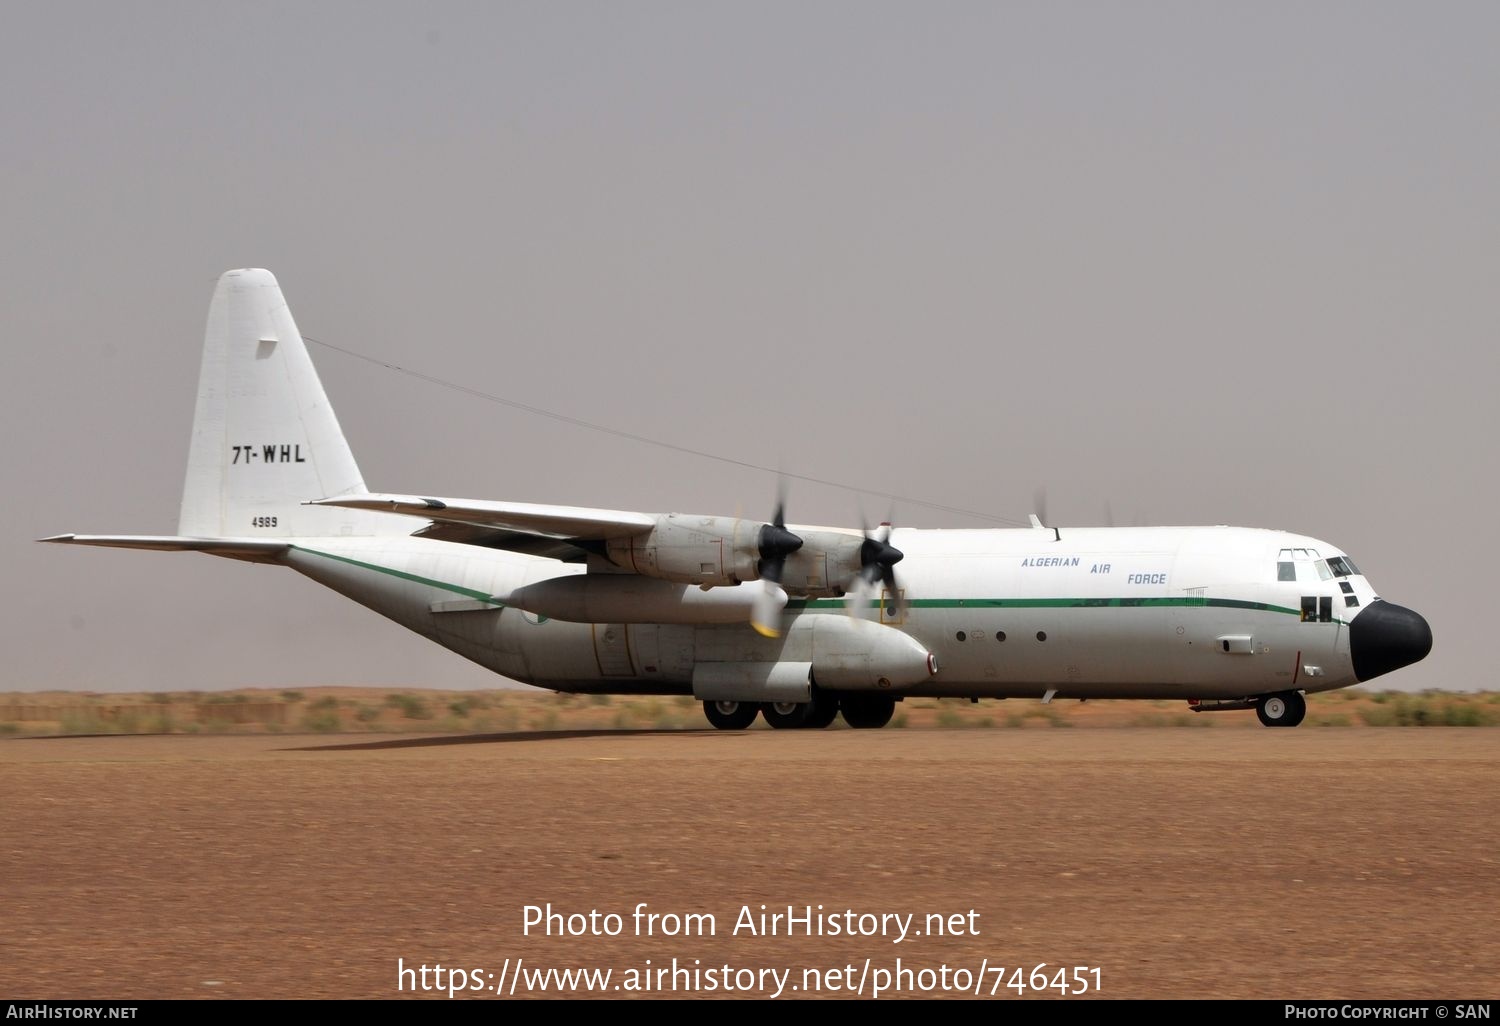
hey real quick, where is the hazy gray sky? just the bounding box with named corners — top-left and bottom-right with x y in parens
top-left (4, 2), bottom-right (1495, 693)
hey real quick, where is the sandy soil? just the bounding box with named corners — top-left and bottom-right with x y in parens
top-left (3, 729), bottom-right (1496, 1000)
top-left (5, 684), bottom-right (1495, 734)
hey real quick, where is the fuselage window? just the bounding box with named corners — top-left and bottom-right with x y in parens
top-left (1301, 596), bottom-right (1334, 623)
top-left (1278, 561), bottom-right (1295, 581)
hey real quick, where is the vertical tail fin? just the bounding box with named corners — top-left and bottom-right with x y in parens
top-left (177, 269), bottom-right (393, 539)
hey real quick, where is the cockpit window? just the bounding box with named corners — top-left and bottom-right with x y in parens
top-left (1326, 556), bottom-right (1359, 577)
top-left (1276, 548), bottom-right (1322, 582)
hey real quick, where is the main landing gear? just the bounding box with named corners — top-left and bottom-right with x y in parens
top-left (701, 690), bottom-right (895, 730)
top-left (838, 693), bottom-right (896, 729)
top-left (760, 689), bottom-right (841, 729)
top-left (701, 699), bottom-right (759, 731)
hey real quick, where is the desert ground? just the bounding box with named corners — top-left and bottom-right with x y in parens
top-left (3, 711), bottom-right (1497, 1000)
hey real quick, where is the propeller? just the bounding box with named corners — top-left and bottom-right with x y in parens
top-left (750, 498), bottom-right (802, 637)
top-left (846, 520), bottom-right (905, 620)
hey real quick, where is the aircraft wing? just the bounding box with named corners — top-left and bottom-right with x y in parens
top-left (307, 494), bottom-right (655, 549)
top-left (406, 521), bottom-right (598, 560)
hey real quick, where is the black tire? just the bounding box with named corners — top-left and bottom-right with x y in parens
top-left (761, 700), bottom-right (811, 730)
top-left (801, 690), bottom-right (840, 729)
top-left (703, 699), bottom-right (759, 730)
top-left (1256, 691), bottom-right (1304, 728)
top-left (841, 693), bottom-right (896, 729)
top-left (1284, 690), bottom-right (1307, 727)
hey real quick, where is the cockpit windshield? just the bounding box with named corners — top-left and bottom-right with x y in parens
top-left (1325, 555), bottom-right (1360, 578)
top-left (1276, 547), bottom-right (1326, 582)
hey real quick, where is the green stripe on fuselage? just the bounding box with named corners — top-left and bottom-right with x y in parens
top-left (291, 548), bottom-right (1323, 623)
top-left (787, 596), bottom-right (1306, 617)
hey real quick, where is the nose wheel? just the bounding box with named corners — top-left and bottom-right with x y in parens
top-left (1256, 691), bottom-right (1307, 728)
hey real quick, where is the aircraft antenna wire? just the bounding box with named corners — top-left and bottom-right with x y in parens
top-left (303, 335), bottom-right (1030, 527)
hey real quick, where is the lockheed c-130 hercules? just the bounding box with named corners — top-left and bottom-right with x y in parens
top-left (45, 269), bottom-right (1432, 728)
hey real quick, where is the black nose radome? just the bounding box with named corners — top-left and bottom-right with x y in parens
top-left (1350, 600), bottom-right (1433, 682)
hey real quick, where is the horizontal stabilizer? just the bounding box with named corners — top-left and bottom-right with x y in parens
top-left (308, 494), bottom-right (655, 541)
top-left (40, 535), bottom-right (289, 563)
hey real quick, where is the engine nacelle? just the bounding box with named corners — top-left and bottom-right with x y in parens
top-left (606, 513), bottom-right (763, 586)
top-left (603, 517), bottom-right (869, 597)
top-left (777, 528), bottom-right (864, 598)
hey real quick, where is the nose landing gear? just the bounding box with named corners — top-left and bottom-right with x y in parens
top-left (1256, 691), bottom-right (1307, 728)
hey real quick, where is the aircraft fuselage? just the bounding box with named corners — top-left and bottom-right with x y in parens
top-left (281, 523), bottom-right (1411, 702)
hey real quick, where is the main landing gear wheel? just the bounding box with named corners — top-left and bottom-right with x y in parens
top-left (801, 691), bottom-right (840, 729)
top-left (1256, 690), bottom-right (1307, 728)
top-left (840, 693), bottom-right (896, 729)
top-left (761, 687), bottom-right (842, 730)
top-left (703, 699), bottom-right (759, 730)
top-left (761, 701), bottom-right (811, 729)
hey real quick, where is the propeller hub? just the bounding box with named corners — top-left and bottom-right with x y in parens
top-left (860, 537), bottom-right (903, 570)
top-left (757, 521), bottom-right (803, 584)
top-left (751, 502), bottom-right (800, 634)
top-left (758, 523), bottom-right (803, 561)
top-left (848, 521), bottom-right (908, 620)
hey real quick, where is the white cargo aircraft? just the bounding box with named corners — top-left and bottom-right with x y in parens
top-left (44, 270), bottom-right (1432, 729)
